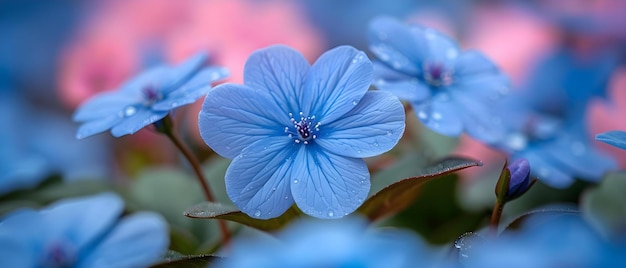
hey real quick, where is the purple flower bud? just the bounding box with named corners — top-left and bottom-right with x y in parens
top-left (506, 158), bottom-right (535, 201)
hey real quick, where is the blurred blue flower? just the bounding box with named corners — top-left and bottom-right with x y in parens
top-left (497, 94), bottom-right (616, 188)
top-left (0, 193), bottom-right (168, 267)
top-left (198, 45), bottom-right (405, 219)
top-left (465, 212), bottom-right (626, 268)
top-left (596, 130), bottom-right (626, 150)
top-left (73, 52), bottom-right (229, 139)
top-left (216, 217), bottom-right (432, 268)
top-left (505, 158), bottom-right (534, 201)
top-left (368, 16), bottom-right (509, 143)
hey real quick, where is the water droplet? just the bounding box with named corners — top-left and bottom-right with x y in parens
top-left (352, 100), bottom-right (358, 106)
top-left (356, 149), bottom-right (362, 154)
top-left (293, 179), bottom-right (299, 184)
top-left (253, 210), bottom-right (261, 217)
top-left (263, 146), bottom-right (268, 150)
top-left (386, 131), bottom-right (392, 136)
top-left (373, 142), bottom-right (379, 147)
top-left (357, 198), bottom-right (363, 203)
top-left (505, 133), bottom-right (528, 151)
top-left (271, 187), bottom-right (276, 191)
top-left (432, 112), bottom-right (442, 120)
top-left (123, 106), bottom-right (137, 117)
top-left (418, 111), bottom-right (428, 120)
top-left (170, 102), bottom-right (179, 108)
top-left (328, 211), bottom-right (335, 217)
top-left (284, 196), bottom-right (289, 200)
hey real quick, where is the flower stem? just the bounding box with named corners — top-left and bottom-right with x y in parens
top-left (490, 200), bottom-right (505, 237)
top-left (158, 115), bottom-right (231, 245)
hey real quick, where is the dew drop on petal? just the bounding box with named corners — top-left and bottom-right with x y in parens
top-left (253, 210), bottom-right (261, 217)
top-left (352, 100), bottom-right (358, 106)
top-left (271, 187), bottom-right (276, 191)
top-left (418, 111), bottom-right (428, 120)
top-left (123, 106), bottom-right (137, 117)
top-left (432, 112), bottom-right (442, 120)
top-left (293, 179), bottom-right (299, 184)
top-left (284, 196), bottom-right (289, 200)
top-left (328, 211), bottom-right (334, 217)
top-left (386, 131), bottom-right (392, 136)
top-left (373, 142), bottom-right (379, 147)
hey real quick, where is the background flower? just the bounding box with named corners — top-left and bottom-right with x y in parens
top-left (199, 45), bottom-right (405, 219)
top-left (0, 193), bottom-right (168, 267)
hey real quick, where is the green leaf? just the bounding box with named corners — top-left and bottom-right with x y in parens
top-left (184, 202), bottom-right (301, 231)
top-left (358, 157), bottom-right (482, 221)
top-left (581, 172), bottom-right (626, 238)
top-left (494, 159), bottom-right (510, 205)
top-left (151, 253), bottom-right (220, 268)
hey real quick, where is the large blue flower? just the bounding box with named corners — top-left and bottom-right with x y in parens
top-left (0, 193), bottom-right (169, 267)
top-left (368, 16), bottom-right (509, 144)
top-left (73, 52), bottom-right (228, 139)
top-left (216, 217), bottom-right (432, 268)
top-left (198, 45), bottom-right (405, 219)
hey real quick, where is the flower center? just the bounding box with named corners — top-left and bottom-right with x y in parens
top-left (142, 86), bottom-right (163, 105)
top-left (423, 62), bottom-right (453, 87)
top-left (41, 241), bottom-right (75, 268)
top-left (285, 112), bottom-right (320, 145)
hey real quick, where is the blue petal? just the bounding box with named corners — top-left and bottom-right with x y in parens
top-left (73, 92), bottom-right (137, 122)
top-left (544, 134), bottom-right (616, 181)
top-left (244, 45), bottom-right (310, 115)
top-left (0, 209), bottom-right (47, 243)
top-left (0, 236), bottom-right (35, 267)
top-left (118, 66), bottom-right (170, 95)
top-left (414, 96), bottom-right (463, 137)
top-left (449, 90), bottom-right (505, 144)
top-left (520, 151), bottom-right (574, 189)
top-left (596, 130), bottom-right (626, 150)
top-left (373, 62), bottom-right (431, 103)
top-left (316, 91), bottom-right (405, 158)
top-left (110, 108), bottom-right (168, 137)
top-left (225, 138), bottom-right (296, 219)
top-left (76, 115), bottom-right (123, 139)
top-left (78, 212), bottom-right (168, 268)
top-left (421, 26), bottom-right (460, 66)
top-left (291, 146), bottom-right (370, 219)
top-left (159, 52), bottom-right (207, 94)
top-left (152, 67), bottom-right (229, 111)
top-left (42, 193), bottom-right (124, 250)
top-left (199, 84), bottom-right (289, 158)
top-left (302, 46), bottom-right (373, 123)
top-left (454, 50), bottom-right (500, 78)
top-left (368, 17), bottom-right (423, 75)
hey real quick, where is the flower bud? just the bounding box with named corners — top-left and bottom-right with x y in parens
top-left (505, 158), bottom-right (535, 201)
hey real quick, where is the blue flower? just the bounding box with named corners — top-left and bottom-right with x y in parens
top-left (596, 130), bottom-right (626, 150)
top-left (464, 212), bottom-right (626, 268)
top-left (497, 94), bottom-right (616, 188)
top-left (73, 52), bottom-right (229, 139)
top-left (198, 45), bottom-right (405, 219)
top-left (0, 193), bottom-right (169, 267)
top-left (368, 16), bottom-right (509, 143)
top-left (216, 217), bottom-right (432, 268)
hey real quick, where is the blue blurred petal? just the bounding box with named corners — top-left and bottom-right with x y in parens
top-left (291, 147), bottom-right (369, 219)
top-left (421, 26), bottom-right (460, 65)
top-left (302, 46), bottom-right (373, 122)
top-left (78, 212), bottom-right (168, 268)
top-left (76, 115), bottom-right (122, 139)
top-left (317, 91), bottom-right (405, 158)
top-left (109, 108), bottom-right (168, 137)
top-left (369, 16), bottom-right (424, 75)
top-left (454, 50), bottom-right (500, 77)
top-left (520, 150), bottom-right (574, 188)
top-left (160, 52), bottom-right (207, 93)
top-left (225, 138), bottom-right (296, 219)
top-left (450, 90), bottom-right (505, 144)
top-left (42, 193), bottom-right (123, 249)
top-left (244, 45), bottom-right (310, 115)
top-left (0, 237), bottom-right (35, 267)
top-left (73, 92), bottom-right (137, 122)
top-left (596, 130), bottom-right (626, 150)
top-left (199, 84), bottom-right (288, 159)
top-left (414, 98), bottom-right (463, 137)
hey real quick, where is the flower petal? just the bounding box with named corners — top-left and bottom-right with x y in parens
top-left (76, 115), bottom-right (123, 139)
top-left (73, 92), bottom-right (137, 122)
top-left (199, 83), bottom-right (290, 158)
top-left (519, 151), bottom-right (574, 189)
top-left (422, 26), bottom-right (460, 65)
top-left (291, 147), bottom-right (370, 219)
top-left (78, 212), bottom-right (168, 268)
top-left (596, 130), bottom-right (626, 150)
top-left (159, 52), bottom-right (207, 94)
top-left (414, 96), bottom-right (463, 137)
top-left (225, 138), bottom-right (297, 219)
top-left (302, 46), bottom-right (373, 123)
top-left (316, 91), bottom-right (405, 158)
top-left (109, 108), bottom-right (168, 137)
top-left (244, 45), bottom-right (310, 115)
top-left (153, 66), bottom-right (230, 111)
top-left (42, 193), bottom-right (124, 249)
top-left (368, 16), bottom-right (423, 75)
top-left (449, 90), bottom-right (505, 144)
top-left (373, 62), bottom-right (431, 103)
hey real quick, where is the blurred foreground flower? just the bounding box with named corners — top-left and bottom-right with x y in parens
top-left (596, 130), bottom-right (626, 150)
top-left (73, 52), bottom-right (227, 139)
top-left (0, 193), bottom-right (168, 267)
top-left (199, 45), bottom-right (405, 219)
top-left (368, 16), bottom-right (509, 143)
top-left (216, 217), bottom-right (431, 268)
